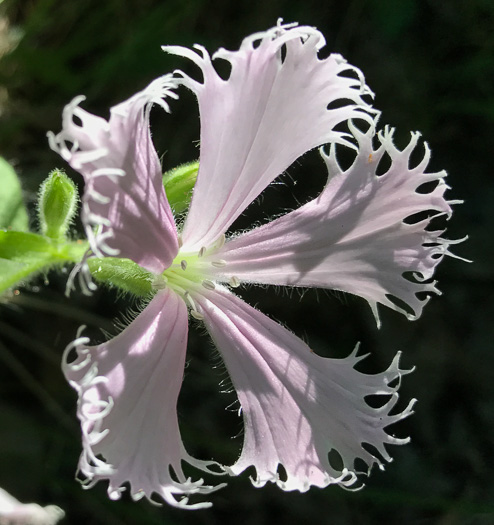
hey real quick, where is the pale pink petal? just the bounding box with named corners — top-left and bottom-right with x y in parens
top-left (0, 487), bottom-right (64, 525)
top-left (48, 77), bottom-right (179, 273)
top-left (164, 23), bottom-right (376, 252)
top-left (195, 288), bottom-right (415, 491)
top-left (63, 289), bottom-right (224, 509)
top-left (209, 123), bottom-right (458, 324)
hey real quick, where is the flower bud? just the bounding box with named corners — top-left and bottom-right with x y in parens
top-left (163, 161), bottom-right (199, 213)
top-left (38, 169), bottom-right (78, 241)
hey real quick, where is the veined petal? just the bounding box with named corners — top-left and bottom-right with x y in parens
top-left (210, 123), bottom-right (458, 324)
top-left (63, 289), bottom-right (224, 509)
top-left (164, 22), bottom-right (376, 252)
top-left (48, 77), bottom-right (179, 273)
top-left (195, 288), bottom-right (414, 491)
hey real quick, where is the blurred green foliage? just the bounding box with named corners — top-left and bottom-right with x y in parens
top-left (0, 156), bottom-right (28, 230)
top-left (0, 0), bottom-right (493, 524)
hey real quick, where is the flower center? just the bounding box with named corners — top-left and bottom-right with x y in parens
top-left (153, 234), bottom-right (230, 319)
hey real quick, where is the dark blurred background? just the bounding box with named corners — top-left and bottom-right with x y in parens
top-left (0, 1), bottom-right (492, 524)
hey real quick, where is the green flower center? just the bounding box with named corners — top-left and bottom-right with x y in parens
top-left (154, 234), bottom-right (230, 318)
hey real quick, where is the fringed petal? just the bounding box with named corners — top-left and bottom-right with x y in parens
top-left (48, 77), bottom-right (179, 273)
top-left (164, 22), bottom-right (376, 252)
top-left (210, 122), bottom-right (459, 324)
top-left (195, 288), bottom-right (415, 492)
top-left (63, 289), bottom-right (224, 509)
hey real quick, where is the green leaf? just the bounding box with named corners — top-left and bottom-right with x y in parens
top-left (163, 161), bottom-right (199, 214)
top-left (0, 231), bottom-right (55, 292)
top-left (0, 230), bottom-right (88, 295)
top-left (0, 157), bottom-right (29, 231)
top-left (87, 257), bottom-right (153, 297)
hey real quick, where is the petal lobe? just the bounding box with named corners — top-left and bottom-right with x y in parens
top-left (195, 289), bottom-right (414, 492)
top-left (49, 77), bottom-right (180, 273)
top-left (165, 23), bottom-right (376, 251)
top-left (63, 289), bottom-right (224, 509)
top-left (210, 122), bottom-right (458, 323)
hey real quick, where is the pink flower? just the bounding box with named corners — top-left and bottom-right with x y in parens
top-left (49, 23), bottom-right (456, 509)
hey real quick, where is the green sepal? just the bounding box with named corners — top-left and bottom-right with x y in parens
top-left (0, 157), bottom-right (29, 231)
top-left (38, 169), bottom-right (79, 241)
top-left (163, 161), bottom-right (199, 214)
top-left (87, 257), bottom-right (154, 297)
top-left (0, 230), bottom-right (88, 294)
